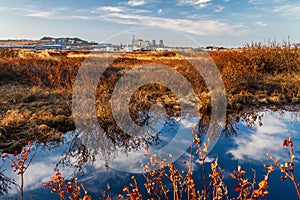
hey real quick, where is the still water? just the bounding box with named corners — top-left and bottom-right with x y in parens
top-left (2, 108), bottom-right (300, 199)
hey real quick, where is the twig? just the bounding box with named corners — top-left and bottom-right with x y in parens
top-left (267, 135), bottom-right (300, 198)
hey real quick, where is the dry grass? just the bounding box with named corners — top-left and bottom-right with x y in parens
top-left (0, 45), bottom-right (300, 152)
top-left (0, 84), bottom-right (73, 153)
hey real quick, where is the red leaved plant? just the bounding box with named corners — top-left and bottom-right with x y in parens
top-left (2, 141), bottom-right (35, 200)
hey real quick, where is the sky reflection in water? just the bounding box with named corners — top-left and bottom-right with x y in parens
top-left (3, 109), bottom-right (300, 199)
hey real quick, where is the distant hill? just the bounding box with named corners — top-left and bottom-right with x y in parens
top-left (40, 36), bottom-right (88, 43)
top-left (40, 36), bottom-right (54, 41)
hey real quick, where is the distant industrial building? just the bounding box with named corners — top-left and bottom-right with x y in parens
top-left (93, 43), bottom-right (120, 51)
top-left (40, 36), bottom-right (95, 50)
top-left (158, 39), bottom-right (164, 47)
top-left (204, 46), bottom-right (226, 51)
top-left (152, 40), bottom-right (156, 46)
top-left (42, 45), bottom-right (64, 50)
top-left (132, 36), bottom-right (150, 51)
top-left (0, 36), bottom-right (227, 52)
top-left (131, 36), bottom-right (166, 51)
top-left (0, 45), bottom-right (36, 49)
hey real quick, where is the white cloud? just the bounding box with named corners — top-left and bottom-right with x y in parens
top-left (97, 9), bottom-right (247, 36)
top-left (178, 0), bottom-right (212, 9)
top-left (273, 3), bottom-right (300, 17)
top-left (248, 0), bottom-right (258, 4)
top-left (214, 5), bottom-right (224, 12)
top-left (256, 21), bottom-right (267, 26)
top-left (183, 13), bottom-right (211, 19)
top-left (26, 11), bottom-right (52, 18)
top-left (0, 6), bottom-right (91, 20)
top-left (95, 6), bottom-right (149, 14)
top-left (96, 6), bottom-right (126, 13)
top-left (128, 0), bottom-right (147, 6)
top-left (0, 4), bottom-right (248, 37)
top-left (23, 7), bottom-right (68, 19)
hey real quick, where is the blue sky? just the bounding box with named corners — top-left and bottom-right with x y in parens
top-left (0, 0), bottom-right (299, 47)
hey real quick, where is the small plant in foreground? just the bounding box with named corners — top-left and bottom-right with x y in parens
top-left (43, 170), bottom-right (64, 199)
top-left (209, 157), bottom-right (228, 199)
top-left (121, 176), bottom-right (143, 200)
top-left (2, 141), bottom-right (35, 200)
top-left (43, 169), bottom-right (91, 200)
top-left (231, 164), bottom-right (274, 199)
top-left (267, 135), bottom-right (300, 198)
top-left (100, 183), bottom-right (112, 200)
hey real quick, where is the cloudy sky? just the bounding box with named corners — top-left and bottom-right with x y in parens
top-left (0, 0), bottom-right (299, 47)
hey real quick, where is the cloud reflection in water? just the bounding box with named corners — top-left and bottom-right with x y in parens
top-left (228, 111), bottom-right (299, 164)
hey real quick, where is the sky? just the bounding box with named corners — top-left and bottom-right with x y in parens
top-left (0, 0), bottom-right (299, 47)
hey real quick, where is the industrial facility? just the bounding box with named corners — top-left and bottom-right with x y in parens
top-left (0, 36), bottom-right (227, 52)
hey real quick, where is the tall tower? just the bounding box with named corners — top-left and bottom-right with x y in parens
top-left (152, 39), bottom-right (156, 47)
top-left (159, 39), bottom-right (164, 47)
